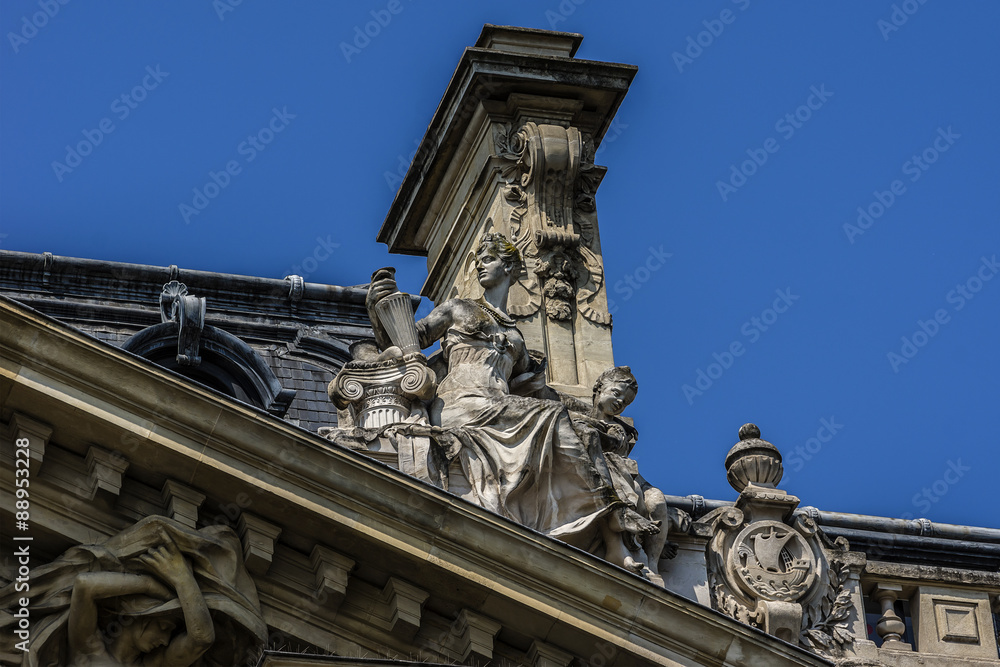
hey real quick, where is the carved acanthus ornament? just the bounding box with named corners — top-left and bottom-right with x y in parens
top-left (492, 122), bottom-right (610, 325)
top-left (705, 424), bottom-right (857, 660)
top-left (799, 559), bottom-right (855, 654)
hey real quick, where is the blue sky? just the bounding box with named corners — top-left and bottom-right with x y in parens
top-left (2, 2), bottom-right (997, 529)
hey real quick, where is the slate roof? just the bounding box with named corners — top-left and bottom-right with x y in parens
top-left (0, 250), bottom-right (374, 435)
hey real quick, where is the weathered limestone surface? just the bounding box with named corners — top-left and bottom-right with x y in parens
top-left (361, 235), bottom-right (634, 566)
top-left (377, 25), bottom-right (637, 399)
top-left (3, 23), bottom-right (999, 667)
top-left (343, 234), bottom-right (680, 587)
top-left (0, 297), bottom-right (830, 666)
top-left (702, 425), bottom-right (860, 660)
top-left (0, 515), bottom-right (266, 666)
top-left (651, 427), bottom-right (1000, 666)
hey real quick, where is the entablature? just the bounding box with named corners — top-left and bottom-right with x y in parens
top-left (0, 297), bottom-right (827, 667)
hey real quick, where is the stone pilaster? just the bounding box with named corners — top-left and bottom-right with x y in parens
top-left (377, 25), bottom-right (636, 398)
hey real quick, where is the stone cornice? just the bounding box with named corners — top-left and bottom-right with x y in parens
top-left (0, 250), bottom-right (374, 324)
top-left (377, 34), bottom-right (637, 256)
top-left (863, 560), bottom-right (1000, 591)
top-left (0, 297), bottom-right (828, 666)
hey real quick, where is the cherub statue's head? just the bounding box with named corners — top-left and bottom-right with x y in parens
top-left (592, 366), bottom-right (638, 419)
top-left (475, 233), bottom-right (522, 288)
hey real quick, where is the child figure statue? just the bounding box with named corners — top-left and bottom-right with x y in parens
top-left (574, 366), bottom-right (673, 585)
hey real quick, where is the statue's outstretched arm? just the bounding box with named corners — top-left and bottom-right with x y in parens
top-left (367, 273), bottom-right (456, 353)
top-left (415, 300), bottom-right (456, 349)
top-left (68, 572), bottom-right (170, 659)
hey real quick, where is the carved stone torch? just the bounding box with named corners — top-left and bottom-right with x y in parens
top-left (328, 268), bottom-right (436, 430)
top-left (370, 267), bottom-right (422, 356)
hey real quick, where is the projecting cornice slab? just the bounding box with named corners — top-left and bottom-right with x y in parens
top-left (0, 297), bottom-right (828, 666)
top-left (377, 24), bottom-right (637, 256)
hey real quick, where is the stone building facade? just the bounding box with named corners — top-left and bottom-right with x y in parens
top-left (1, 25), bottom-right (998, 667)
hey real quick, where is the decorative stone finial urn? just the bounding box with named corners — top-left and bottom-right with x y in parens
top-left (704, 423), bottom-right (859, 659)
top-left (725, 423), bottom-right (783, 492)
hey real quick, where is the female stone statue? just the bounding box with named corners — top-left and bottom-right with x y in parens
top-left (367, 233), bottom-right (651, 570)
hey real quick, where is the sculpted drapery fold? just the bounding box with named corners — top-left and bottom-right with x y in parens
top-left (347, 233), bottom-right (664, 576)
top-left (0, 515), bottom-right (266, 667)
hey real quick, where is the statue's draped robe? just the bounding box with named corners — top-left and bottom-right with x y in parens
top-left (572, 414), bottom-right (643, 513)
top-left (0, 516), bottom-right (265, 667)
top-left (430, 303), bottom-right (616, 549)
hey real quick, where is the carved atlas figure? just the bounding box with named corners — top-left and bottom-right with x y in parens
top-left (0, 516), bottom-right (266, 667)
top-left (365, 232), bottom-right (657, 572)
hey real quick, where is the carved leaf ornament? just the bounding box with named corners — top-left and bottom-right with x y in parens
top-left (800, 560), bottom-right (855, 656)
top-left (492, 121), bottom-right (611, 325)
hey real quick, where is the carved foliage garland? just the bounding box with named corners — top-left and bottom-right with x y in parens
top-left (704, 503), bottom-right (856, 659)
top-left (495, 123), bottom-right (529, 239)
top-left (492, 122), bottom-right (610, 325)
top-left (534, 230), bottom-right (580, 321)
top-left (799, 560), bottom-right (855, 657)
top-left (537, 251), bottom-right (577, 320)
top-left (709, 560), bottom-right (761, 628)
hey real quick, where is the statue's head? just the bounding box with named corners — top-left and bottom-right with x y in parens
top-left (126, 616), bottom-right (177, 654)
top-left (592, 366), bottom-right (638, 417)
top-left (111, 595), bottom-right (181, 656)
top-left (475, 233), bottom-right (522, 287)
